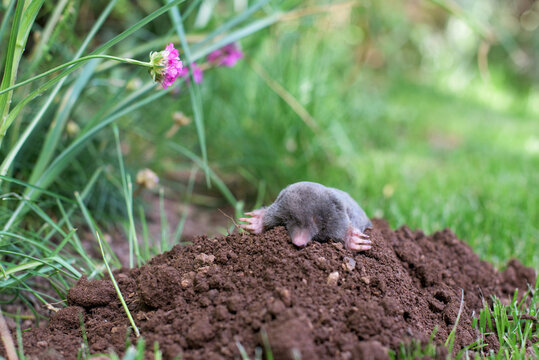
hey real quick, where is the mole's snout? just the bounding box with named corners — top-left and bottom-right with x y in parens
top-left (291, 228), bottom-right (312, 247)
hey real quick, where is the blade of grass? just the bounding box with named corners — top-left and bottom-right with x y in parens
top-left (183, 0), bottom-right (203, 18)
top-left (74, 191), bottom-right (121, 269)
top-left (55, 199), bottom-right (97, 272)
top-left (171, 167), bottom-right (198, 244)
top-left (50, 228), bottom-right (78, 257)
top-left (0, 0), bottom-right (25, 125)
top-left (113, 124), bottom-right (139, 268)
top-left (25, 0), bottom-right (70, 75)
top-left (0, 250), bottom-right (80, 280)
top-left (135, 337), bottom-right (146, 360)
top-left (191, 0), bottom-right (270, 52)
top-left (0, 306), bottom-right (18, 360)
top-left (79, 310), bottom-right (90, 359)
top-left (0, 0), bottom-right (16, 69)
top-left (445, 289), bottom-right (465, 352)
top-left (166, 0), bottom-right (209, 186)
top-left (138, 205), bottom-right (152, 261)
top-left (15, 313), bottom-right (23, 359)
top-left (153, 341), bottom-right (163, 360)
top-left (96, 232), bottom-right (140, 337)
top-left (261, 329), bottom-right (274, 360)
top-left (236, 341), bottom-right (250, 360)
top-left (190, 13), bottom-right (282, 61)
top-left (159, 187), bottom-right (169, 253)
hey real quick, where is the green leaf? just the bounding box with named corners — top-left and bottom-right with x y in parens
top-left (166, 1), bottom-right (210, 186)
top-left (0, 0), bottom-right (25, 123)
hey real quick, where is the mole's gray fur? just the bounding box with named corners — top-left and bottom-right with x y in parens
top-left (240, 181), bottom-right (372, 251)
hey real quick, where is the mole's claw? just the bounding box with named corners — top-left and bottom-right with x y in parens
top-left (345, 227), bottom-right (373, 252)
top-left (351, 229), bottom-right (369, 239)
top-left (348, 243), bottom-right (372, 251)
top-left (352, 237), bottom-right (372, 245)
top-left (245, 209), bottom-right (263, 216)
top-left (238, 209), bottom-right (265, 234)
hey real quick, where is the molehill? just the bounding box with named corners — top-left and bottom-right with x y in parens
top-left (12, 220), bottom-right (537, 359)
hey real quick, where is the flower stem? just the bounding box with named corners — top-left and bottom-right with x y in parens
top-left (0, 55), bottom-right (160, 96)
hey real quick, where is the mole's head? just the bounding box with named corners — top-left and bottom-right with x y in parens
top-left (273, 182), bottom-right (335, 247)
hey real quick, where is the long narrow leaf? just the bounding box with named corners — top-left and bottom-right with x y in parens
top-left (0, 250), bottom-right (79, 279)
top-left (0, 0), bottom-right (16, 69)
top-left (190, 13), bottom-right (281, 61)
top-left (191, 0), bottom-right (270, 52)
top-left (96, 232), bottom-right (140, 337)
top-left (54, 199), bottom-right (97, 272)
top-left (172, 167), bottom-right (197, 244)
top-left (74, 192), bottom-right (121, 268)
top-left (0, 0), bottom-right (25, 122)
top-left (25, 0), bottom-right (70, 75)
top-left (167, 1), bottom-right (210, 186)
top-left (113, 125), bottom-right (139, 267)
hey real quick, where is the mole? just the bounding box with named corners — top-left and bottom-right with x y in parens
top-left (239, 181), bottom-right (372, 251)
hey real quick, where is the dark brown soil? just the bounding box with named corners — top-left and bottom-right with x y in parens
top-left (11, 220), bottom-right (537, 359)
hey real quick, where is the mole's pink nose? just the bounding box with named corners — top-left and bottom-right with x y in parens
top-left (291, 228), bottom-right (311, 247)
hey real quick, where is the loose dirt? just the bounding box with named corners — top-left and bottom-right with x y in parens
top-left (10, 220), bottom-right (537, 359)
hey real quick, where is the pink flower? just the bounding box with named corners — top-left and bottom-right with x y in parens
top-left (149, 43), bottom-right (183, 89)
top-left (208, 43), bottom-right (244, 67)
top-left (179, 62), bottom-right (203, 84)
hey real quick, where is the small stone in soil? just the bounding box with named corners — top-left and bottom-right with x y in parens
top-left (342, 257), bottom-right (356, 272)
top-left (327, 271), bottom-right (340, 286)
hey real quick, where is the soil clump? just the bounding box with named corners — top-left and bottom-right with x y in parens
top-left (10, 220), bottom-right (537, 359)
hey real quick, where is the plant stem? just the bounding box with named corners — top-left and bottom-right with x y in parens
top-left (0, 55), bottom-right (159, 96)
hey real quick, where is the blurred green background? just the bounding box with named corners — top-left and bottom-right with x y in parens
top-left (1, 0), bottom-right (538, 269)
top-left (130, 0), bottom-right (539, 267)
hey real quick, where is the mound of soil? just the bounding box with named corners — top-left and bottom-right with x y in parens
top-left (13, 220), bottom-right (536, 359)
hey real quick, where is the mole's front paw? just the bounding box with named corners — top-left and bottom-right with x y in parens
top-left (345, 226), bottom-right (372, 252)
top-left (239, 209), bottom-right (265, 234)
